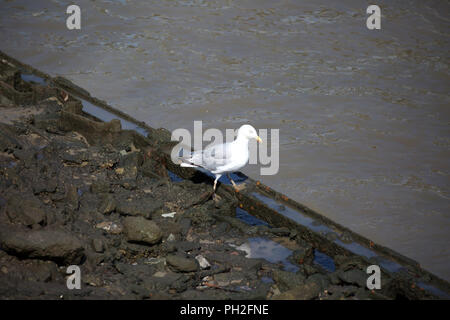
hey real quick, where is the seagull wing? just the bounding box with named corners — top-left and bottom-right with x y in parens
top-left (182, 142), bottom-right (234, 172)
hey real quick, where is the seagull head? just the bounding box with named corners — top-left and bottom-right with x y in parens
top-left (237, 124), bottom-right (262, 143)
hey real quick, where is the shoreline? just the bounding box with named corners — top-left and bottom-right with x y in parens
top-left (0, 51), bottom-right (448, 299)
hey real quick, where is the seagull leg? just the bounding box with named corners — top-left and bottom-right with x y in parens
top-left (212, 175), bottom-right (222, 201)
top-left (227, 173), bottom-right (245, 192)
top-left (213, 176), bottom-right (219, 192)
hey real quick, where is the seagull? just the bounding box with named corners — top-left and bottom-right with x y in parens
top-left (179, 124), bottom-right (262, 193)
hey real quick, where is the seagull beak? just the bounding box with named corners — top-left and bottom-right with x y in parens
top-left (256, 136), bottom-right (262, 143)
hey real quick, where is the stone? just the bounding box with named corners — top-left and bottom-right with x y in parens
top-left (0, 225), bottom-right (84, 264)
top-left (6, 194), bottom-right (46, 227)
top-left (291, 244), bottom-right (314, 265)
top-left (90, 181), bottom-right (110, 194)
top-left (123, 216), bottom-right (162, 245)
top-left (32, 178), bottom-right (58, 194)
top-left (116, 199), bottom-right (163, 219)
top-left (195, 255), bottom-right (211, 270)
top-left (166, 255), bottom-right (199, 273)
top-left (98, 194), bottom-right (116, 214)
top-left (338, 269), bottom-right (367, 287)
top-left (95, 221), bottom-right (123, 235)
top-left (306, 273), bottom-right (330, 291)
top-left (273, 269), bottom-right (306, 292)
top-left (92, 238), bottom-right (105, 253)
top-left (273, 282), bottom-right (321, 300)
top-left (65, 185), bottom-right (79, 210)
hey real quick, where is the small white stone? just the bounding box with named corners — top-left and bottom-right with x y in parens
top-left (161, 212), bottom-right (176, 218)
top-left (195, 255), bottom-right (211, 269)
top-left (153, 271), bottom-right (167, 278)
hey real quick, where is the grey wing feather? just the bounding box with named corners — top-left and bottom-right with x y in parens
top-left (187, 142), bottom-right (233, 171)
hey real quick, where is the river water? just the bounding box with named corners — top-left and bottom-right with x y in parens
top-left (1, 0), bottom-right (449, 281)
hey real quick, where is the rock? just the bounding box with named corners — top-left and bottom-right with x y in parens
top-left (273, 282), bottom-right (321, 300)
top-left (273, 269), bottom-right (306, 292)
top-left (300, 264), bottom-right (318, 276)
top-left (161, 212), bottom-right (176, 218)
top-left (58, 110), bottom-right (122, 145)
top-left (98, 194), bottom-right (116, 214)
top-left (205, 251), bottom-right (263, 271)
top-left (175, 241), bottom-right (201, 253)
top-left (334, 255), bottom-right (367, 270)
top-left (60, 149), bottom-right (88, 164)
top-left (117, 151), bottom-right (143, 179)
top-left (65, 185), bottom-right (79, 210)
top-left (338, 269), bottom-right (367, 287)
top-left (90, 181), bottom-right (110, 194)
top-left (123, 216), bottom-right (162, 245)
top-left (0, 225), bottom-right (84, 264)
top-left (0, 254), bottom-right (60, 283)
top-left (213, 272), bottom-right (244, 286)
top-left (0, 123), bottom-right (22, 152)
top-left (95, 221), bottom-right (123, 235)
top-left (166, 255), bottom-right (199, 273)
top-left (328, 272), bottom-right (342, 285)
top-left (179, 218), bottom-right (191, 237)
top-left (145, 258), bottom-right (167, 272)
top-left (195, 255), bottom-right (211, 270)
top-left (326, 285), bottom-right (359, 299)
top-left (6, 194), bottom-right (46, 227)
top-left (144, 272), bottom-right (184, 291)
top-left (92, 239), bottom-right (105, 253)
top-left (32, 178), bottom-right (58, 194)
top-left (160, 242), bottom-right (177, 254)
top-left (291, 244), bottom-right (314, 265)
top-left (269, 227), bottom-right (291, 236)
top-left (306, 273), bottom-right (330, 291)
top-left (116, 198), bottom-right (163, 219)
top-left (119, 179), bottom-right (137, 190)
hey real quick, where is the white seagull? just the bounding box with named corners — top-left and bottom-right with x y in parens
top-left (179, 124), bottom-right (262, 193)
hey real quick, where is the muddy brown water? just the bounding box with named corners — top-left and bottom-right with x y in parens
top-left (1, 0), bottom-right (449, 281)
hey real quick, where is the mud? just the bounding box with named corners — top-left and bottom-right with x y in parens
top-left (0, 55), bottom-right (448, 300)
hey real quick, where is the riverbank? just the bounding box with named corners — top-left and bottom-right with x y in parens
top-left (0, 55), bottom-right (447, 299)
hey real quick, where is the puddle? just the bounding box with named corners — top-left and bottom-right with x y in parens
top-left (221, 172), bottom-right (248, 185)
top-left (79, 98), bottom-right (148, 137)
top-left (251, 192), bottom-right (332, 234)
top-left (416, 282), bottom-right (450, 299)
top-left (167, 170), bottom-right (183, 182)
top-left (371, 256), bottom-right (405, 273)
top-left (313, 249), bottom-right (336, 272)
top-left (20, 73), bottom-right (47, 85)
top-left (236, 207), bottom-right (270, 227)
top-left (332, 240), bottom-right (403, 272)
top-left (333, 239), bottom-right (378, 260)
top-left (234, 237), bottom-right (299, 273)
top-left (260, 276), bottom-right (274, 284)
top-left (253, 191), bottom-right (407, 275)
